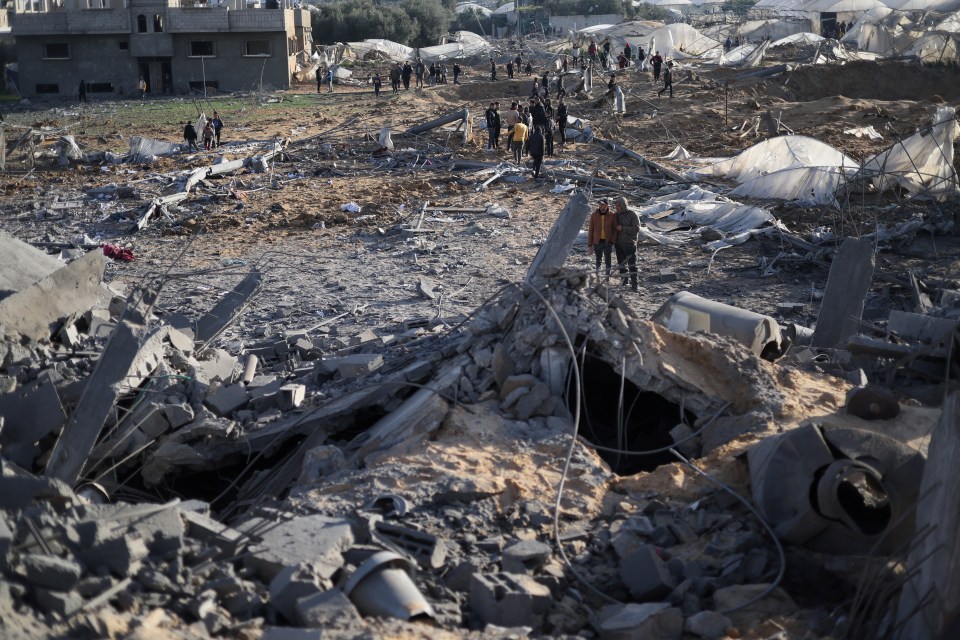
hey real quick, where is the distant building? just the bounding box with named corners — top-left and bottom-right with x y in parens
top-left (10, 0), bottom-right (313, 98)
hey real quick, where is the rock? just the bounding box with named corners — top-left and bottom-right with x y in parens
top-left (684, 610), bottom-right (732, 638)
top-left (20, 554), bottom-right (83, 591)
top-left (490, 343), bottom-right (515, 388)
top-left (596, 603), bottom-right (683, 640)
top-left (499, 374), bottom-right (538, 401)
top-left (295, 588), bottom-right (362, 628)
top-left (269, 563), bottom-right (323, 624)
top-left (204, 383), bottom-right (249, 417)
top-left (712, 584), bottom-right (796, 625)
top-left (619, 545), bottom-right (675, 601)
top-left (33, 587), bottom-right (84, 616)
top-left (502, 540), bottom-right (551, 574)
top-left (471, 572), bottom-right (552, 628)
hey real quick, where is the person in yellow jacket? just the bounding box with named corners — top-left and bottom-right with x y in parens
top-left (511, 121), bottom-right (528, 165)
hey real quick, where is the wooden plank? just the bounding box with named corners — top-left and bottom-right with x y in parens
top-left (526, 192), bottom-right (592, 284)
top-left (811, 238), bottom-right (875, 349)
top-left (895, 392), bottom-right (960, 639)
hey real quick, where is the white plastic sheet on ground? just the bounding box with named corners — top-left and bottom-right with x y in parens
top-left (345, 39), bottom-right (415, 63)
top-left (129, 136), bottom-right (180, 158)
top-left (858, 106), bottom-right (959, 200)
top-left (844, 125), bottom-right (883, 139)
top-left (635, 186), bottom-right (782, 250)
top-left (693, 136), bottom-right (858, 205)
top-left (769, 32), bottom-right (826, 47)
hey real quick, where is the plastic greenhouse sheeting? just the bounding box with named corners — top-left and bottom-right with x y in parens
top-left (769, 32), bottom-right (826, 47)
top-left (858, 106), bottom-right (959, 200)
top-left (693, 136), bottom-right (858, 205)
top-left (640, 23), bottom-right (721, 57)
top-left (345, 40), bottom-right (415, 63)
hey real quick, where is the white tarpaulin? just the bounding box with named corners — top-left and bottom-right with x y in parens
top-left (129, 136), bottom-right (180, 158)
top-left (693, 136), bottom-right (858, 205)
top-left (456, 2), bottom-right (492, 16)
top-left (769, 32), bottom-right (826, 47)
top-left (639, 23), bottom-right (721, 57)
top-left (345, 39), bottom-right (415, 63)
top-left (858, 106), bottom-right (959, 200)
top-left (907, 32), bottom-right (960, 63)
top-left (841, 8), bottom-right (902, 54)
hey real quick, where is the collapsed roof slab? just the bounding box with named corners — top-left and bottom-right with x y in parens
top-left (0, 230), bottom-right (73, 300)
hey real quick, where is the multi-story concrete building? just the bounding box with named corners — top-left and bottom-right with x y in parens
top-left (10, 0), bottom-right (313, 98)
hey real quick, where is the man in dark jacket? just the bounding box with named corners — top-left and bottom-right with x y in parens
top-left (401, 62), bottom-right (413, 89)
top-left (650, 51), bottom-right (664, 81)
top-left (614, 196), bottom-right (641, 291)
top-left (528, 126), bottom-right (545, 179)
top-left (490, 58), bottom-right (497, 81)
top-left (507, 61), bottom-right (514, 78)
top-left (530, 98), bottom-right (547, 130)
top-left (556, 97), bottom-right (568, 147)
top-left (183, 121), bottom-right (199, 150)
top-left (415, 59), bottom-right (425, 88)
top-left (658, 62), bottom-right (673, 98)
top-left (390, 64), bottom-right (402, 93)
top-left (485, 102), bottom-right (499, 150)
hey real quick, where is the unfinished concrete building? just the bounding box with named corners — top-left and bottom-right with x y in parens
top-left (10, 0), bottom-right (312, 98)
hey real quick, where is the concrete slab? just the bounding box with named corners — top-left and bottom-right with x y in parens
top-left (20, 554), bottom-right (83, 591)
top-left (596, 603), bottom-right (683, 640)
top-left (0, 378), bottom-right (66, 467)
top-left (470, 572), bottom-right (551, 627)
top-left (0, 249), bottom-right (106, 341)
top-left (296, 588), bottom-right (362, 628)
top-left (0, 230), bottom-right (66, 299)
top-left (205, 384), bottom-right (249, 417)
top-left (619, 545), bottom-right (675, 601)
top-left (245, 514), bottom-right (353, 582)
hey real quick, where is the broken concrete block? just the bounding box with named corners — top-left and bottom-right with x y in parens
top-left (499, 374), bottom-right (538, 401)
top-left (190, 349), bottom-right (239, 385)
top-left (0, 378), bottom-right (67, 467)
top-left (261, 628), bottom-right (325, 640)
top-left (373, 521), bottom-right (446, 569)
top-left (181, 510), bottom-right (246, 558)
top-left (296, 588), bottom-right (362, 628)
top-left (167, 328), bottom-right (195, 354)
top-left (0, 475), bottom-right (76, 510)
top-left (350, 329), bottom-right (379, 346)
top-left (269, 563), bottom-right (323, 624)
top-left (74, 522), bottom-right (149, 577)
top-left (245, 515), bottom-right (353, 582)
top-left (297, 445), bottom-right (347, 485)
top-left (85, 308), bottom-right (115, 339)
top-left (33, 587), bottom-right (84, 617)
top-left (163, 402), bottom-right (194, 428)
top-left (502, 540), bottom-right (551, 574)
top-left (20, 554), bottom-right (83, 591)
top-left (619, 545), bottom-right (675, 601)
top-left (470, 572), bottom-right (552, 628)
top-left (491, 343), bottom-right (516, 389)
top-left (277, 384), bottom-right (306, 411)
top-left (659, 268), bottom-right (677, 283)
top-left (596, 602), bottom-right (683, 640)
top-left (417, 278), bottom-right (437, 300)
top-left (712, 584), bottom-right (795, 624)
top-left (336, 354), bottom-right (384, 379)
top-left (204, 384), bottom-right (249, 417)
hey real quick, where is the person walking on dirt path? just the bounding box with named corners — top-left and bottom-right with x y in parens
top-left (440, 64), bottom-right (448, 84)
top-left (658, 61), bottom-right (673, 98)
top-left (429, 62), bottom-right (437, 86)
top-left (531, 78), bottom-right (540, 98)
top-left (528, 126), bottom-right (545, 179)
top-left (493, 101), bottom-right (502, 149)
top-left (78, 79), bottom-right (87, 103)
top-left (212, 111), bottom-right (223, 147)
top-left (588, 198), bottom-right (617, 280)
top-left (556, 97), bottom-right (568, 148)
top-left (515, 55), bottom-right (522, 72)
top-left (542, 70), bottom-right (550, 97)
top-left (183, 121), bottom-right (199, 151)
top-left (650, 51), bottom-right (663, 82)
top-left (503, 101), bottom-right (520, 149)
top-left (453, 63), bottom-right (461, 84)
top-left (511, 119), bottom-right (528, 165)
top-left (614, 196), bottom-right (640, 292)
top-left (543, 100), bottom-right (555, 156)
top-left (531, 97), bottom-right (547, 131)
top-left (401, 62), bottom-right (412, 89)
top-left (624, 42), bottom-right (632, 63)
top-left (315, 67), bottom-right (323, 93)
top-left (390, 64), bottom-right (401, 93)
top-left (637, 46), bottom-right (646, 71)
top-left (326, 67), bottom-right (334, 93)
top-left (373, 72), bottom-right (382, 97)
top-left (490, 58), bottom-right (497, 81)
top-left (507, 60), bottom-right (514, 79)
top-left (415, 59), bottom-right (425, 88)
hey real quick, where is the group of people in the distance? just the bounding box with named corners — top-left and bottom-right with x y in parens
top-left (484, 95), bottom-right (569, 179)
top-left (181, 111), bottom-right (224, 151)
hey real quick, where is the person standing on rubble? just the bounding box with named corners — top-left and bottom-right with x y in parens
top-left (542, 70), bottom-right (550, 97)
top-left (624, 41), bottom-right (632, 63)
top-left (453, 63), bottom-right (461, 84)
top-left (138, 76), bottom-right (147, 99)
top-left (531, 77), bottom-right (540, 98)
top-left (401, 62), bottom-right (412, 90)
top-left (429, 62), bottom-right (437, 86)
top-left (78, 79), bottom-right (87, 103)
top-left (588, 198), bottom-right (617, 280)
top-left (556, 96), bottom-right (568, 148)
top-left (373, 72), bottom-right (382, 97)
top-left (490, 58), bottom-right (497, 81)
top-left (511, 117), bottom-right (528, 165)
top-left (507, 60), bottom-right (514, 79)
top-left (502, 101), bottom-right (520, 149)
top-left (637, 46), bottom-right (646, 72)
top-left (588, 39), bottom-right (597, 62)
top-left (315, 67), bottom-right (323, 93)
top-left (528, 125), bottom-right (545, 179)
top-left (614, 196), bottom-right (640, 292)
top-left (493, 101), bottom-right (502, 149)
top-left (531, 97), bottom-right (547, 131)
top-left (485, 101), bottom-right (499, 150)
top-left (525, 61), bottom-right (533, 75)
top-left (326, 67), bottom-right (334, 93)
top-left (543, 98), bottom-right (555, 156)
top-left (650, 51), bottom-right (663, 82)
top-left (515, 54), bottom-right (523, 72)
top-left (202, 118), bottom-right (214, 150)
top-left (658, 61), bottom-right (673, 98)
top-left (440, 64), bottom-right (448, 84)
top-left (183, 121), bottom-right (199, 151)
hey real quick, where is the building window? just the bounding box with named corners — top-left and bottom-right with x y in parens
top-left (189, 41), bottom-right (215, 57)
top-left (243, 40), bottom-right (271, 57)
top-left (89, 82), bottom-right (114, 93)
top-left (188, 81), bottom-right (218, 92)
top-left (36, 84), bottom-right (59, 94)
top-left (42, 43), bottom-right (70, 60)
top-left (137, 14), bottom-right (147, 33)
top-left (153, 14), bottom-right (163, 32)
top-left (119, 41), bottom-right (129, 50)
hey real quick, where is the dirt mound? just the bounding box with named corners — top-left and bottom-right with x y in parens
top-left (780, 60), bottom-right (960, 102)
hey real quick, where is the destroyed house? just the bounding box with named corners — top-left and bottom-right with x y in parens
top-left (10, 0), bottom-right (312, 98)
